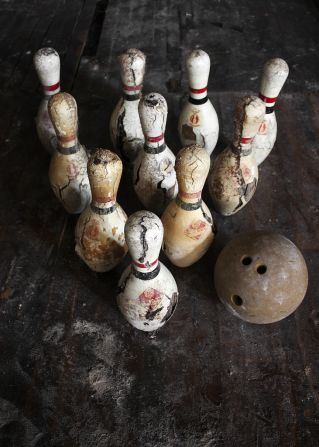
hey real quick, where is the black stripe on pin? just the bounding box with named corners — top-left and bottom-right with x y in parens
top-left (133, 263), bottom-right (161, 280)
top-left (57, 144), bottom-right (79, 155)
top-left (189, 96), bottom-right (208, 105)
top-left (125, 93), bottom-right (140, 101)
top-left (266, 106), bottom-right (274, 114)
top-left (91, 204), bottom-right (116, 215)
top-left (176, 196), bottom-right (202, 211)
top-left (144, 143), bottom-right (166, 154)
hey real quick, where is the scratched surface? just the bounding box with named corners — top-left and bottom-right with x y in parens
top-left (0, 0), bottom-right (319, 446)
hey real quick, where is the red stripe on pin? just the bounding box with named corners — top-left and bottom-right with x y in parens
top-left (96, 196), bottom-right (114, 204)
top-left (240, 137), bottom-right (253, 144)
top-left (59, 134), bottom-right (76, 143)
top-left (146, 134), bottom-right (164, 143)
top-left (259, 93), bottom-right (277, 104)
top-left (44, 81), bottom-right (60, 92)
top-left (179, 191), bottom-right (201, 199)
top-left (134, 259), bottom-right (158, 269)
top-left (123, 83), bottom-right (143, 91)
top-left (190, 86), bottom-right (207, 94)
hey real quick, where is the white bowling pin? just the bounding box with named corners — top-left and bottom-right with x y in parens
top-left (208, 96), bottom-right (265, 216)
top-left (48, 92), bottom-right (91, 214)
top-left (133, 93), bottom-right (178, 215)
top-left (75, 149), bottom-right (128, 272)
top-left (117, 211), bottom-right (178, 332)
top-left (178, 49), bottom-right (219, 155)
top-left (110, 48), bottom-right (146, 161)
top-left (252, 58), bottom-right (289, 165)
top-left (161, 144), bottom-right (216, 267)
top-left (34, 48), bottom-right (61, 154)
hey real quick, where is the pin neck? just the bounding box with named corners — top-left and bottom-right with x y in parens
top-left (57, 138), bottom-right (79, 155)
top-left (144, 134), bottom-right (166, 154)
top-left (178, 190), bottom-right (202, 204)
top-left (132, 258), bottom-right (160, 279)
top-left (259, 92), bottom-right (276, 113)
top-left (91, 199), bottom-right (116, 215)
top-left (122, 83), bottom-right (142, 97)
top-left (231, 137), bottom-right (253, 156)
top-left (176, 195), bottom-right (202, 211)
top-left (189, 86), bottom-right (208, 105)
top-left (43, 81), bottom-right (60, 96)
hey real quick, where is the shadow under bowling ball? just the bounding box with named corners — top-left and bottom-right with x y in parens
top-left (214, 231), bottom-right (308, 324)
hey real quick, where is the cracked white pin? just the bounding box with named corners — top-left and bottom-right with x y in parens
top-left (133, 92), bottom-right (178, 215)
top-left (110, 48), bottom-right (146, 162)
top-left (178, 49), bottom-right (219, 155)
top-left (252, 58), bottom-right (289, 166)
top-left (208, 96), bottom-right (265, 216)
top-left (34, 47), bottom-right (61, 154)
top-left (161, 144), bottom-right (216, 267)
top-left (75, 149), bottom-right (128, 272)
top-left (48, 92), bottom-right (91, 214)
top-left (117, 211), bottom-right (178, 332)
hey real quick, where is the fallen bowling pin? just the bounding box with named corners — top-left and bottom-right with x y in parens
top-left (208, 96), bottom-right (265, 216)
top-left (133, 93), bottom-right (178, 215)
top-left (48, 92), bottom-right (91, 214)
top-left (161, 144), bottom-right (216, 267)
top-left (178, 49), bottom-right (219, 155)
top-left (75, 149), bottom-right (127, 272)
top-left (34, 48), bottom-right (61, 154)
top-left (117, 211), bottom-right (178, 332)
top-left (252, 58), bottom-right (289, 165)
top-left (110, 48), bottom-right (146, 162)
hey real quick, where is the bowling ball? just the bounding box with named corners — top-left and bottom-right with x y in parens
top-left (214, 231), bottom-right (308, 324)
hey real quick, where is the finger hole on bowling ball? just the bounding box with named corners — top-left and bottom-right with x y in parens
top-left (256, 264), bottom-right (267, 274)
top-left (241, 256), bottom-right (252, 266)
top-left (231, 295), bottom-right (243, 306)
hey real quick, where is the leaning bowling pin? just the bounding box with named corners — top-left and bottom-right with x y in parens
top-left (75, 149), bottom-right (128, 272)
top-left (117, 211), bottom-right (178, 332)
top-left (178, 49), bottom-right (219, 155)
top-left (208, 96), bottom-right (265, 216)
top-left (133, 93), bottom-right (178, 215)
top-left (110, 48), bottom-right (146, 162)
top-left (161, 144), bottom-right (216, 267)
top-left (34, 48), bottom-right (61, 154)
top-left (252, 58), bottom-right (289, 165)
top-left (48, 93), bottom-right (91, 214)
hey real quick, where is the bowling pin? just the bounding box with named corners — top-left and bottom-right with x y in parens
top-left (48, 92), bottom-right (91, 214)
top-left (133, 93), bottom-right (178, 215)
top-left (117, 211), bottom-right (178, 332)
top-left (252, 58), bottom-right (289, 165)
top-left (110, 48), bottom-right (146, 162)
top-left (208, 96), bottom-right (265, 216)
top-left (34, 48), bottom-right (60, 154)
top-left (178, 49), bottom-right (219, 155)
top-left (161, 144), bottom-right (216, 267)
top-left (75, 149), bottom-right (128, 272)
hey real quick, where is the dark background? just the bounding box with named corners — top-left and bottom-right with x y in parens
top-left (0, 0), bottom-right (319, 445)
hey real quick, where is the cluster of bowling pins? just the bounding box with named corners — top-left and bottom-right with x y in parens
top-left (34, 47), bottom-right (289, 332)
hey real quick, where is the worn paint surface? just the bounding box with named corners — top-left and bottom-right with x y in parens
top-left (133, 93), bottom-right (178, 214)
top-left (208, 96), bottom-right (264, 216)
top-left (0, 0), bottom-right (319, 445)
top-left (117, 211), bottom-right (178, 331)
top-left (162, 144), bottom-right (215, 267)
top-left (110, 48), bottom-right (146, 161)
top-left (75, 148), bottom-right (128, 272)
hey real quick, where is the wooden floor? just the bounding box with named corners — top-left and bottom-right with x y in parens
top-left (0, 0), bottom-right (319, 445)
